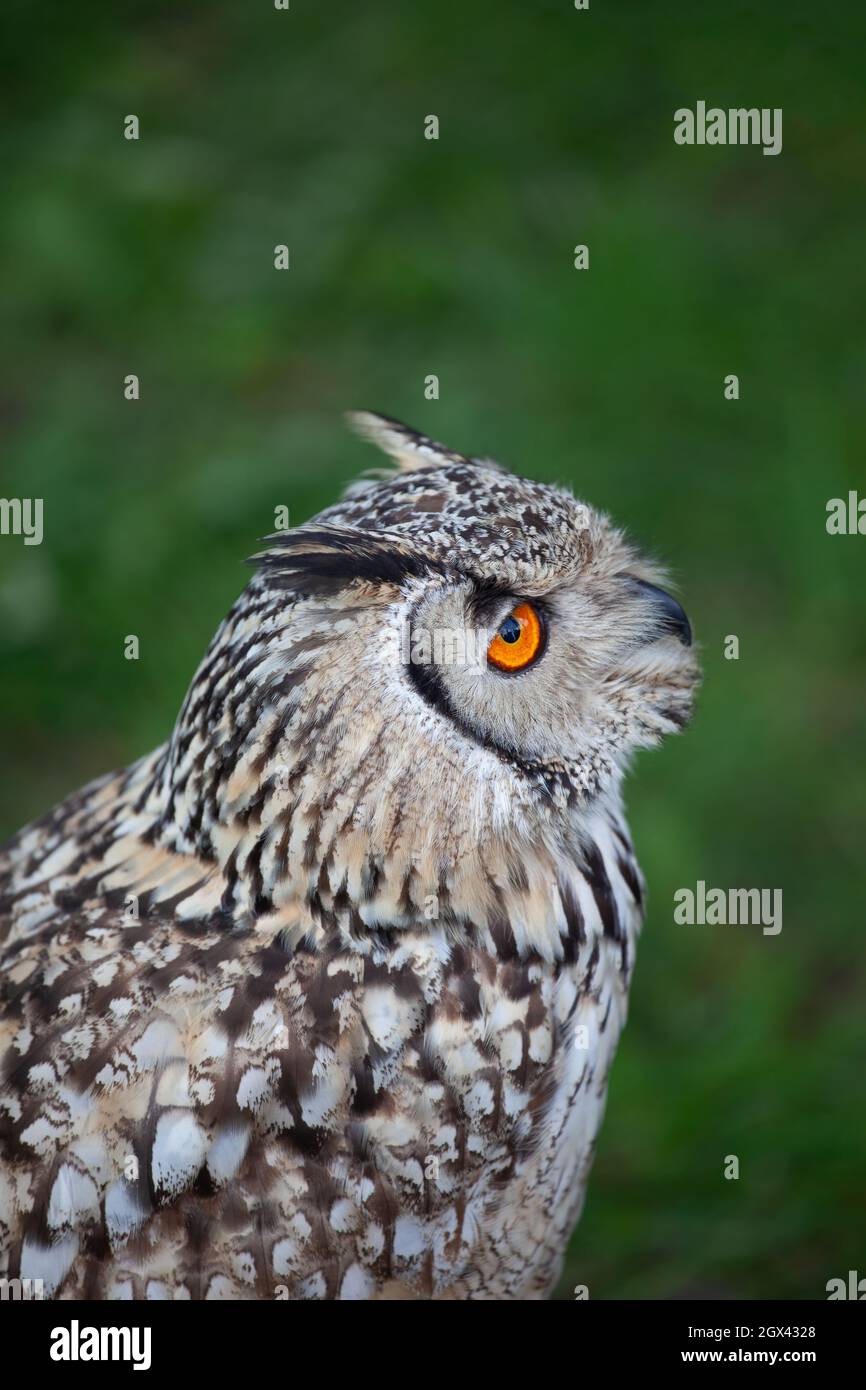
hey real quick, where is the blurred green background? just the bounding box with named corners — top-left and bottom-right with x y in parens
top-left (2, 0), bottom-right (864, 1298)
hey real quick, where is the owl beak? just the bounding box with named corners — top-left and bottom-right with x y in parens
top-left (630, 579), bottom-right (692, 647)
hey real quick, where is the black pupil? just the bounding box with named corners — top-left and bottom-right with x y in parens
top-left (499, 615), bottom-right (521, 644)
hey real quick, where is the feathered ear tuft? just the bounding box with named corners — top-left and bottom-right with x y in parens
top-left (346, 411), bottom-right (475, 473)
top-left (250, 524), bottom-right (450, 597)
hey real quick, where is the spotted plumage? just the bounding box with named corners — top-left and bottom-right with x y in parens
top-left (0, 414), bottom-right (698, 1299)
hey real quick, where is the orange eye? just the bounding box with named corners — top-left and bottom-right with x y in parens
top-left (487, 601), bottom-right (545, 673)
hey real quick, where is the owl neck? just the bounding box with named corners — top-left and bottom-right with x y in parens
top-left (137, 721), bottom-right (634, 966)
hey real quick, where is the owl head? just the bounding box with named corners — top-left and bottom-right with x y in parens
top-left (161, 415), bottom-right (699, 937)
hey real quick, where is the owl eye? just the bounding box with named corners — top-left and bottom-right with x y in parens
top-left (487, 601), bottom-right (545, 673)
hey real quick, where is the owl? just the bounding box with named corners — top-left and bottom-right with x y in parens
top-left (0, 414), bottom-right (698, 1300)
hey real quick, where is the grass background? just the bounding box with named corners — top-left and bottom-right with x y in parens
top-left (1, 0), bottom-right (864, 1298)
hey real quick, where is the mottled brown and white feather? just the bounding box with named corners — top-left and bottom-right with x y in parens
top-left (0, 416), bottom-right (697, 1299)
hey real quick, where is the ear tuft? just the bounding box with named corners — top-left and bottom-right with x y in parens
top-left (346, 411), bottom-right (473, 473)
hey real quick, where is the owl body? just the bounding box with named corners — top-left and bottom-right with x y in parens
top-left (0, 416), bottom-right (696, 1299)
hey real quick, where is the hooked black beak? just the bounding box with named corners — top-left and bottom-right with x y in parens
top-left (627, 578), bottom-right (692, 647)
